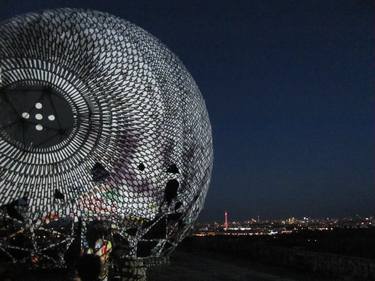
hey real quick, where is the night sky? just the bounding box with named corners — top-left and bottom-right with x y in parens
top-left (0, 0), bottom-right (373, 222)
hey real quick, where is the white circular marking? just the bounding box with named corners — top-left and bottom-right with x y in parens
top-left (35, 113), bottom-right (43, 120)
top-left (35, 102), bottom-right (43, 109)
top-left (21, 112), bottom-right (30, 119)
top-left (35, 124), bottom-right (43, 131)
top-left (48, 115), bottom-right (55, 121)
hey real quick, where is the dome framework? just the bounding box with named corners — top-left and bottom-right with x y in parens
top-left (0, 8), bottom-right (213, 272)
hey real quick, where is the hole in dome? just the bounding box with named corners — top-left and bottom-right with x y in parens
top-left (164, 179), bottom-right (179, 205)
top-left (175, 201), bottom-right (183, 211)
top-left (91, 162), bottom-right (110, 183)
top-left (35, 113), bottom-right (43, 120)
top-left (138, 163), bottom-right (145, 171)
top-left (4, 197), bottom-right (27, 221)
top-left (54, 189), bottom-right (64, 200)
top-left (166, 164), bottom-right (179, 174)
top-left (5, 205), bottom-right (23, 221)
top-left (48, 114), bottom-right (55, 121)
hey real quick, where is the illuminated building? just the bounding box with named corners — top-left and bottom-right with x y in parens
top-left (0, 8), bottom-right (213, 275)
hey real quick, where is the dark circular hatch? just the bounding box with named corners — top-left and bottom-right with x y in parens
top-left (0, 84), bottom-right (74, 149)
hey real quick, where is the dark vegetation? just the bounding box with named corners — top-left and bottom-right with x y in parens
top-left (177, 229), bottom-right (375, 280)
top-left (183, 229), bottom-right (375, 260)
top-left (268, 228), bottom-right (375, 260)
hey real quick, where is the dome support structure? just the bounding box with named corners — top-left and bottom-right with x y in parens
top-left (0, 8), bottom-right (213, 280)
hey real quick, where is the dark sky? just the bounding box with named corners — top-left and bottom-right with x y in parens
top-left (0, 0), bottom-right (373, 222)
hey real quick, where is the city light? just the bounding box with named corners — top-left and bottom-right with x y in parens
top-left (194, 215), bottom-right (375, 237)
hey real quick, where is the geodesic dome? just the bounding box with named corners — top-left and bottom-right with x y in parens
top-left (0, 9), bottom-right (213, 267)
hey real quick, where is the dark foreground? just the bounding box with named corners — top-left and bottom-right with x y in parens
top-left (0, 249), bottom-right (340, 281)
top-left (2, 229), bottom-right (375, 281)
top-left (148, 250), bottom-right (338, 281)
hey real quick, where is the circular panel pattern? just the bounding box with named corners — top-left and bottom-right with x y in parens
top-left (0, 83), bottom-right (74, 148)
top-left (0, 9), bottom-right (213, 267)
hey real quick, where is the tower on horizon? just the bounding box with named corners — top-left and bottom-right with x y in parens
top-left (224, 211), bottom-right (228, 231)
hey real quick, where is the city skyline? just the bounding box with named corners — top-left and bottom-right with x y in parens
top-left (198, 210), bottom-right (374, 224)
